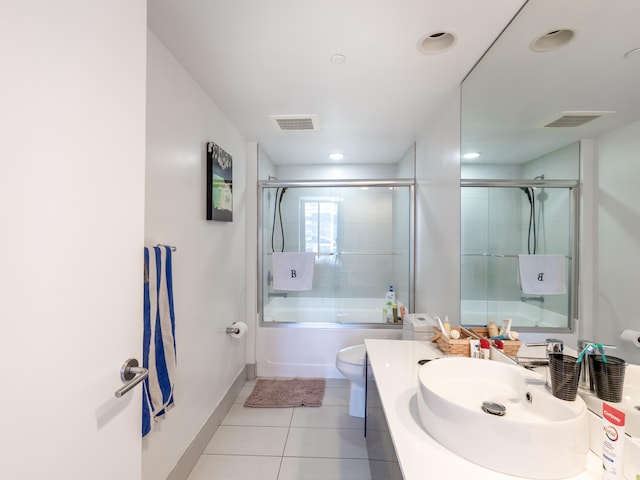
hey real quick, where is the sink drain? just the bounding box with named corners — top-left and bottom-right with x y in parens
top-left (482, 401), bottom-right (506, 416)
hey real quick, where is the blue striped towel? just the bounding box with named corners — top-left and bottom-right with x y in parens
top-left (142, 246), bottom-right (177, 437)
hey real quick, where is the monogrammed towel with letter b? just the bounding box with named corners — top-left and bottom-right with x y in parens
top-left (272, 252), bottom-right (316, 291)
top-left (518, 254), bottom-right (566, 295)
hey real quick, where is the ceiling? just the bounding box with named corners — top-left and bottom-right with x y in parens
top-left (147, 0), bottom-right (525, 165)
top-left (461, 0), bottom-right (640, 165)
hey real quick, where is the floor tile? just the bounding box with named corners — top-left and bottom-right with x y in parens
top-left (222, 404), bottom-right (294, 427)
top-left (284, 427), bottom-right (368, 459)
top-left (321, 387), bottom-right (349, 406)
top-left (325, 378), bottom-right (349, 388)
top-left (278, 457), bottom-right (371, 480)
top-left (186, 454), bottom-right (281, 480)
top-left (364, 427), bottom-right (397, 462)
top-left (204, 426), bottom-right (288, 456)
top-left (365, 407), bottom-right (389, 432)
top-left (233, 385), bottom-right (254, 404)
top-left (368, 460), bottom-right (403, 480)
top-left (291, 404), bottom-right (364, 430)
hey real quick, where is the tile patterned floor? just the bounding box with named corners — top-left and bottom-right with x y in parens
top-left (186, 378), bottom-right (373, 480)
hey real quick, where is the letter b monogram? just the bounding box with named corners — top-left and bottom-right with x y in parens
top-left (291, 269), bottom-right (297, 278)
top-left (537, 272), bottom-right (544, 282)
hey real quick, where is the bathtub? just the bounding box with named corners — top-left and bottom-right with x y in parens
top-left (264, 296), bottom-right (398, 324)
top-left (461, 300), bottom-right (568, 329)
top-left (257, 296), bottom-right (402, 378)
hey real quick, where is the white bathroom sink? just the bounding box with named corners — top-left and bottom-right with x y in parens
top-left (417, 357), bottom-right (589, 479)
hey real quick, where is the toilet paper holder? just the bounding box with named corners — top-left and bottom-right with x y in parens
top-left (225, 321), bottom-right (248, 338)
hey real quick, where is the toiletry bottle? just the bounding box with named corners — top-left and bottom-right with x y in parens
top-left (385, 286), bottom-right (395, 322)
top-left (487, 322), bottom-right (499, 338)
top-left (602, 402), bottom-right (625, 479)
top-left (385, 286), bottom-right (395, 304)
top-left (392, 304), bottom-right (398, 323)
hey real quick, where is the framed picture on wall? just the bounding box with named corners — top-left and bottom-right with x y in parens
top-left (206, 141), bottom-right (233, 222)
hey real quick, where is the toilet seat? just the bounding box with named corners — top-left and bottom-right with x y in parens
top-left (337, 344), bottom-right (366, 366)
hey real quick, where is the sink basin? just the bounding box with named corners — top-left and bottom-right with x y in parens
top-left (417, 357), bottom-right (588, 479)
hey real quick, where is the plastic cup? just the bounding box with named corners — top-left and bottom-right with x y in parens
top-left (549, 354), bottom-right (581, 401)
top-left (589, 355), bottom-right (626, 403)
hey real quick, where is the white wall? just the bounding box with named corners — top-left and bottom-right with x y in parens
top-left (415, 89), bottom-right (461, 322)
top-left (143, 31), bottom-right (247, 480)
top-left (274, 163), bottom-right (398, 180)
top-left (523, 142), bottom-right (580, 180)
top-left (594, 120), bottom-right (640, 363)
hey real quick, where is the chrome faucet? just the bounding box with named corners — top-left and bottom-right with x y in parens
top-left (516, 339), bottom-right (563, 390)
top-left (577, 339), bottom-right (616, 391)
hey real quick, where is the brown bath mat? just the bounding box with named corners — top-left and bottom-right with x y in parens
top-left (244, 378), bottom-right (325, 408)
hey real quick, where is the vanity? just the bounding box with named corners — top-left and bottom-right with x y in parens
top-left (364, 338), bottom-right (639, 480)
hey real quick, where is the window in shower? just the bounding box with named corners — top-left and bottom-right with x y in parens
top-left (259, 181), bottom-right (415, 326)
top-left (302, 199), bottom-right (338, 254)
top-left (460, 181), bottom-right (578, 332)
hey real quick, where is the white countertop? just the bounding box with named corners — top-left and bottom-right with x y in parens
top-left (364, 339), bottom-right (603, 480)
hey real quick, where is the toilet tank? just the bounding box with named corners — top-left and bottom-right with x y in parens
top-left (402, 314), bottom-right (437, 341)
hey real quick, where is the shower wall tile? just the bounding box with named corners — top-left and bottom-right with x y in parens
top-left (461, 222), bottom-right (488, 252)
top-left (264, 186), bottom-right (411, 303)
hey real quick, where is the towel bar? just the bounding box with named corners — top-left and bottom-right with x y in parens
top-left (155, 243), bottom-right (177, 252)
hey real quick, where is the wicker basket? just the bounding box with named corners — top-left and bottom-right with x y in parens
top-left (432, 326), bottom-right (472, 357)
top-left (470, 327), bottom-right (522, 357)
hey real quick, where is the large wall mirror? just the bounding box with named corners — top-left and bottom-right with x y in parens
top-left (460, 0), bottom-right (640, 343)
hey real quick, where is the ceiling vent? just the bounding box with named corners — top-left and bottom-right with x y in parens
top-left (543, 111), bottom-right (613, 128)
top-left (269, 114), bottom-right (320, 132)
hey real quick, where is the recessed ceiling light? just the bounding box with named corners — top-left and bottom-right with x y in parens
top-left (329, 153), bottom-right (344, 160)
top-left (330, 54), bottom-right (346, 64)
top-left (417, 31), bottom-right (457, 54)
top-left (463, 152), bottom-right (480, 160)
top-left (530, 29), bottom-right (575, 52)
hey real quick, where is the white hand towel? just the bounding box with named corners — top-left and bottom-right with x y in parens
top-left (272, 252), bottom-right (316, 291)
top-left (518, 255), bottom-right (566, 295)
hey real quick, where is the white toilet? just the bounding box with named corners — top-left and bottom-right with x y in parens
top-left (336, 344), bottom-right (370, 417)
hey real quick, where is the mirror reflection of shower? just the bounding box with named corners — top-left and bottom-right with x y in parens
top-left (258, 181), bottom-right (415, 326)
top-left (460, 179), bottom-right (578, 332)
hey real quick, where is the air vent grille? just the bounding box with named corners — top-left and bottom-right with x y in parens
top-left (269, 114), bottom-right (320, 131)
top-left (543, 111), bottom-right (613, 128)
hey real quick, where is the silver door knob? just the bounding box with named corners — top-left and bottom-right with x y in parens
top-left (114, 358), bottom-right (148, 398)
